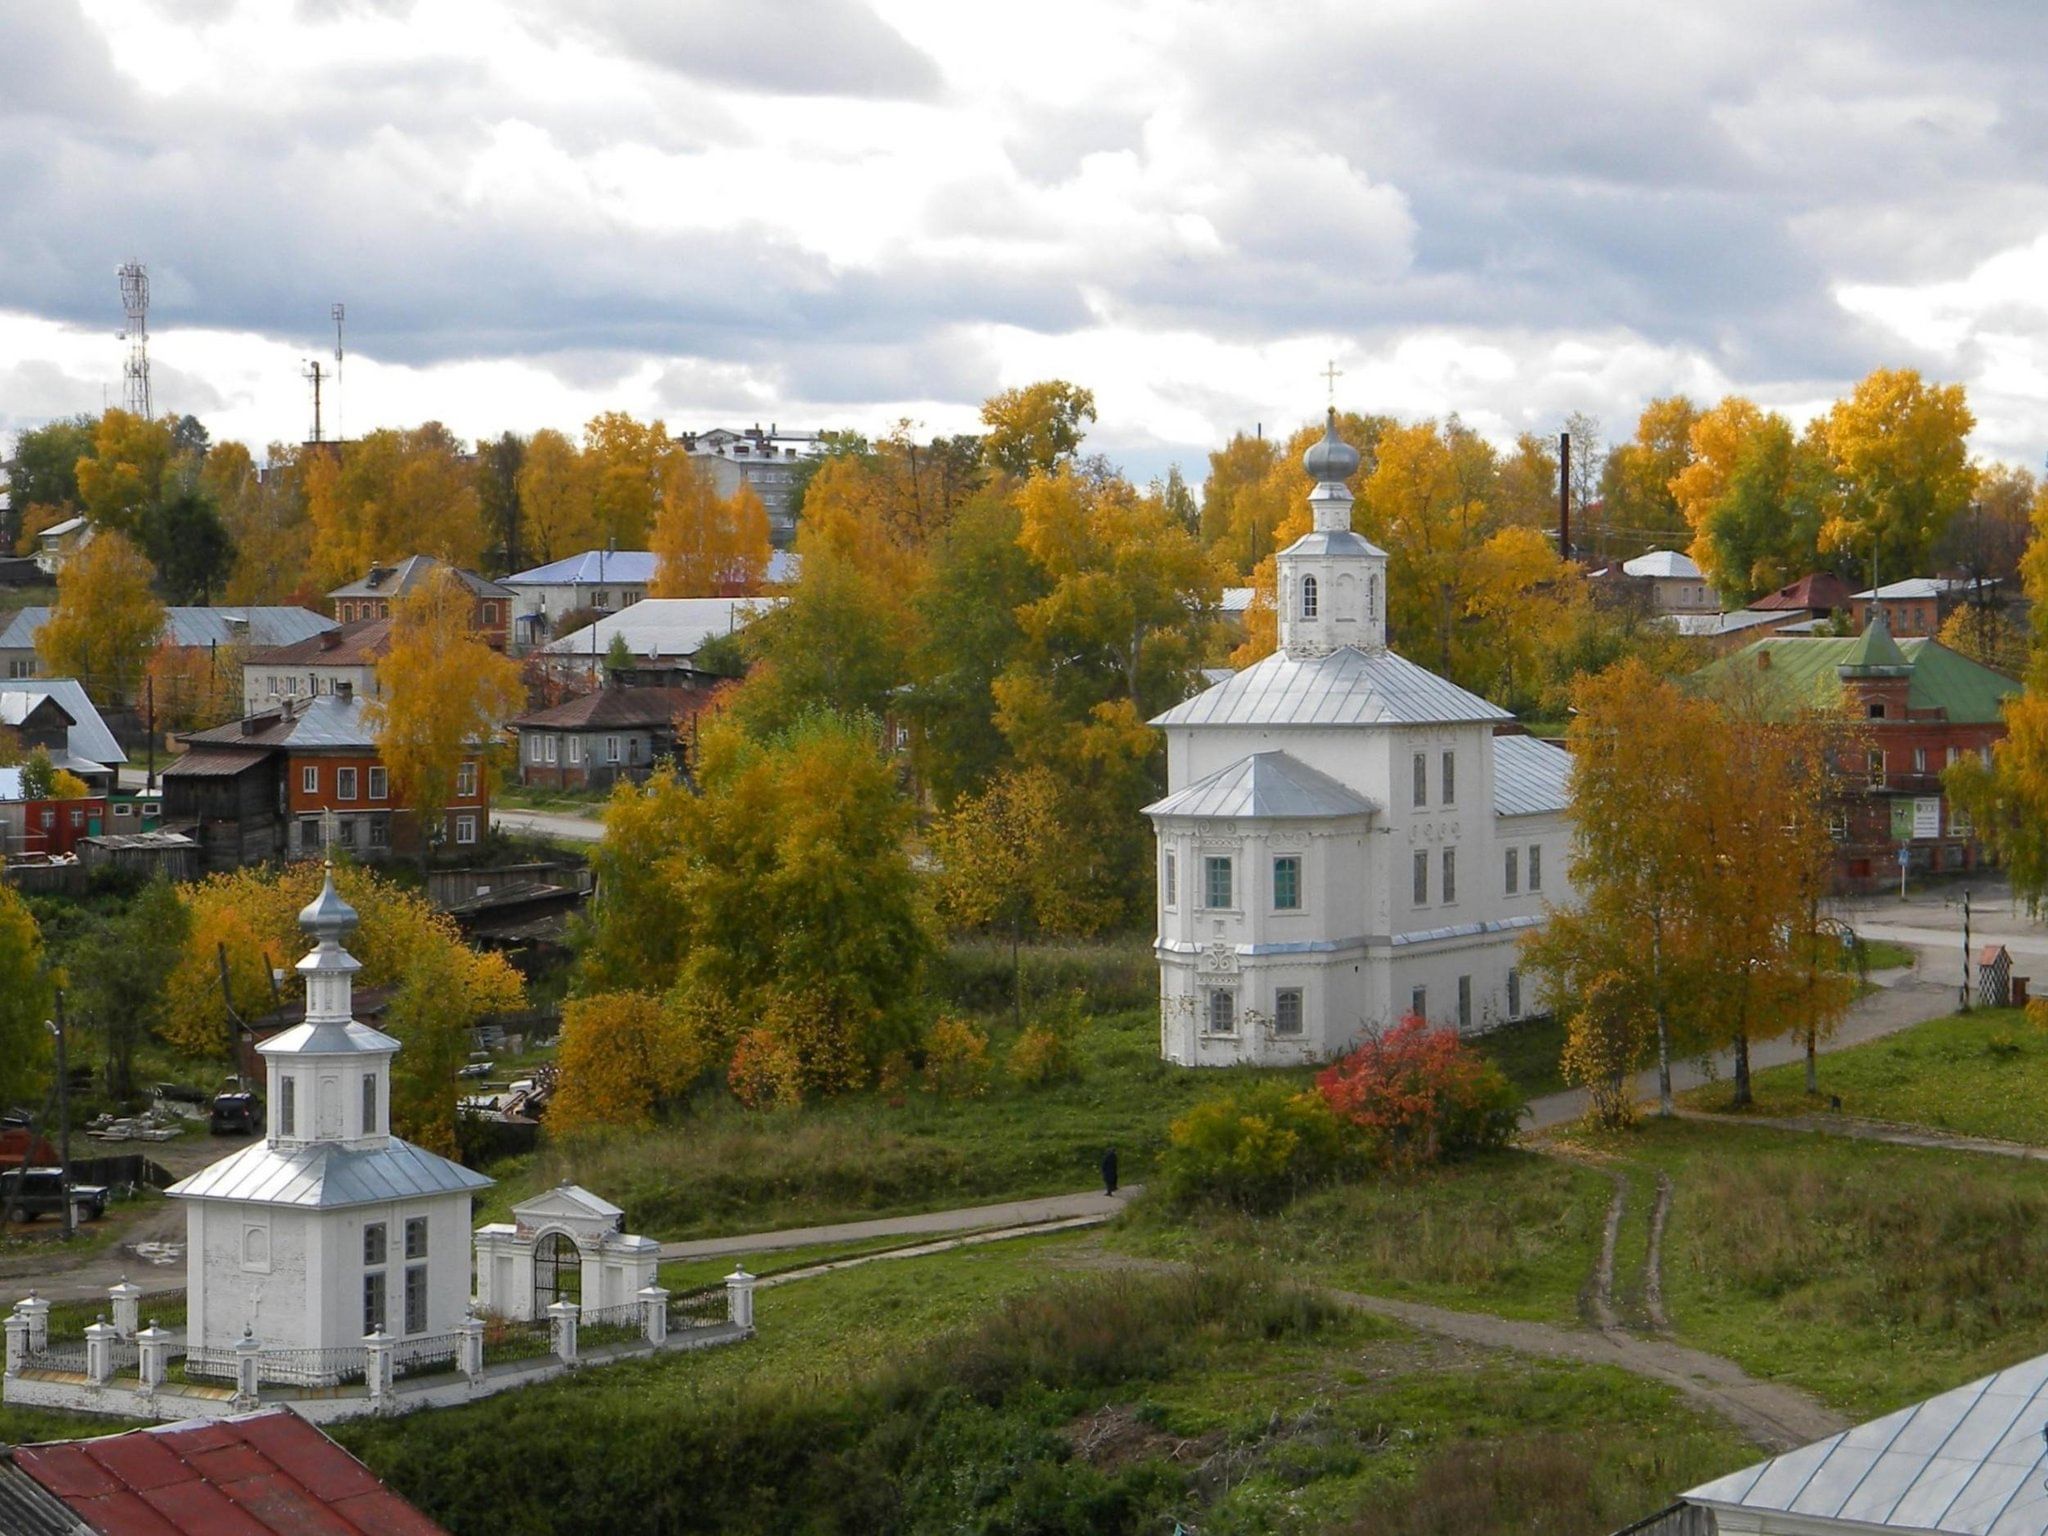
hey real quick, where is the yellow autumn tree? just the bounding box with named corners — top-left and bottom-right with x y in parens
top-left (74, 410), bottom-right (177, 540)
top-left (146, 637), bottom-right (248, 733)
top-left (369, 568), bottom-right (524, 863)
top-left (583, 411), bottom-right (668, 549)
top-left (649, 452), bottom-right (771, 596)
top-left (304, 424), bottom-right (485, 590)
top-left (1819, 368), bottom-right (1976, 579)
top-left (36, 529), bottom-right (165, 703)
top-left (516, 427), bottom-right (602, 566)
top-left (548, 992), bottom-right (688, 1135)
top-left (1938, 604), bottom-right (2028, 676)
top-left (979, 380), bottom-right (1096, 479)
top-left (210, 440), bottom-right (316, 607)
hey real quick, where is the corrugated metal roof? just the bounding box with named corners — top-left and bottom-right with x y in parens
top-left (1624, 549), bottom-right (1704, 579)
top-left (0, 1459), bottom-right (89, 1536)
top-left (182, 696), bottom-right (378, 751)
top-left (1151, 646), bottom-right (1513, 729)
top-left (1219, 587), bottom-right (1256, 615)
top-left (166, 1135), bottom-right (492, 1209)
top-left (1279, 528), bottom-right (1388, 559)
top-left (1145, 750), bottom-right (1379, 820)
top-left (161, 747), bottom-right (270, 779)
top-left (1664, 609), bottom-right (1784, 638)
top-left (538, 597), bottom-right (780, 659)
top-left (329, 554), bottom-right (512, 600)
top-left (1493, 734), bottom-right (1570, 817)
top-left (1696, 636), bottom-right (2021, 724)
top-left (12, 1409), bottom-right (450, 1536)
top-left (1855, 577), bottom-right (1981, 600)
top-left (0, 681), bottom-right (126, 766)
top-left (504, 549), bottom-right (800, 587)
top-left (257, 1019), bottom-right (401, 1058)
top-left (1686, 1351), bottom-right (2048, 1533)
top-left (0, 607), bottom-right (335, 653)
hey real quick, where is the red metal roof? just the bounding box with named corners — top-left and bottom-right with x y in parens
top-left (11, 1409), bottom-right (447, 1536)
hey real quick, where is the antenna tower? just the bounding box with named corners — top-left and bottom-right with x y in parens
top-left (304, 359), bottom-right (326, 444)
top-left (116, 262), bottom-right (151, 417)
top-left (331, 302), bottom-right (345, 443)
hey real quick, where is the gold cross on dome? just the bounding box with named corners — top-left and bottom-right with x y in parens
top-left (1321, 359), bottom-right (1343, 407)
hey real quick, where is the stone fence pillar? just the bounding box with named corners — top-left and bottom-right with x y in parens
top-left (726, 1266), bottom-right (756, 1331)
top-left (638, 1285), bottom-right (668, 1346)
top-left (4, 1310), bottom-right (25, 1378)
top-left (365, 1329), bottom-right (394, 1410)
top-left (108, 1279), bottom-right (142, 1341)
top-left (84, 1320), bottom-right (117, 1386)
top-left (17, 1293), bottom-right (49, 1355)
top-left (232, 1331), bottom-right (262, 1409)
top-left (548, 1299), bottom-right (579, 1366)
top-left (136, 1323), bottom-right (170, 1390)
top-left (459, 1312), bottom-right (485, 1380)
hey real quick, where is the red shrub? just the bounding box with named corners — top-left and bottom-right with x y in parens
top-left (1315, 1015), bottom-right (1523, 1169)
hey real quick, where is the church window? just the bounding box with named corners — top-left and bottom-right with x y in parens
top-left (1369, 575), bottom-right (1378, 621)
top-left (280, 1077), bottom-right (296, 1136)
top-left (404, 1265), bottom-right (428, 1335)
top-left (1275, 988), bottom-right (1303, 1035)
top-left (1412, 850), bottom-right (1429, 905)
top-left (1505, 847), bottom-right (1519, 894)
top-left (1410, 985), bottom-right (1427, 1020)
top-left (1412, 753), bottom-right (1427, 808)
top-left (1529, 844), bottom-right (1543, 891)
top-left (406, 1216), bottom-right (428, 1260)
top-left (1206, 989), bottom-right (1236, 1034)
top-left (362, 1074), bottom-right (377, 1135)
top-left (1442, 751), bottom-right (1456, 806)
top-left (1457, 976), bottom-right (1472, 1030)
top-left (363, 1272), bottom-right (387, 1336)
top-left (1301, 576), bottom-right (1318, 619)
top-left (364, 1222), bottom-right (387, 1267)
top-left (1442, 848), bottom-right (1456, 903)
top-left (1163, 851), bottom-right (1177, 907)
top-left (1273, 856), bottom-right (1301, 910)
top-left (1507, 968), bottom-right (1523, 1019)
top-left (1204, 856), bottom-right (1233, 909)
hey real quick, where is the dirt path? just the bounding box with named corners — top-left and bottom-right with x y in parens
top-left (1676, 1108), bottom-right (2048, 1162)
top-left (1643, 1174), bottom-right (1673, 1334)
top-left (1586, 1174), bottom-right (1625, 1331)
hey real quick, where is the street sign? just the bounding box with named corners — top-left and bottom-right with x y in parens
top-left (1897, 847), bottom-right (1911, 866)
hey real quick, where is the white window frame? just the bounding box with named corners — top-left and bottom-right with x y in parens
top-left (1203, 856), bottom-right (1233, 910)
top-left (1442, 750), bottom-right (1456, 807)
top-left (455, 813), bottom-right (478, 845)
top-left (1412, 850), bottom-right (1428, 905)
top-left (336, 767), bottom-right (358, 801)
top-left (1163, 851), bottom-right (1177, 908)
top-left (1505, 847), bottom-right (1519, 895)
top-left (1529, 843), bottom-right (1543, 892)
top-left (1206, 988), bottom-right (1237, 1035)
top-left (1300, 574), bottom-right (1318, 619)
top-left (1412, 752), bottom-right (1427, 808)
top-left (1272, 855), bottom-right (1301, 911)
top-left (456, 761), bottom-right (478, 797)
top-left (1442, 847), bottom-right (1456, 904)
top-left (1274, 988), bottom-right (1303, 1036)
top-left (368, 766), bottom-right (387, 800)
top-left (301, 764), bottom-right (318, 794)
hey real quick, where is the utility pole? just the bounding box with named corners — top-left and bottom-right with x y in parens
top-left (1557, 431), bottom-right (1572, 562)
top-left (52, 990), bottom-right (73, 1241)
top-left (145, 673), bottom-right (157, 792)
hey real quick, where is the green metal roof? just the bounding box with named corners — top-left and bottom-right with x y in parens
top-left (1839, 612), bottom-right (1910, 675)
top-left (1696, 636), bottom-right (2021, 724)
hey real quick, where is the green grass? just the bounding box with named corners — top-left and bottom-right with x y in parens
top-left (0, 1404), bottom-right (147, 1445)
top-left (1559, 1115), bottom-right (2048, 1416)
top-left (1860, 939), bottom-right (1917, 972)
top-left (1110, 1150), bottom-right (1611, 1325)
top-left (492, 784), bottom-right (610, 814)
top-left (483, 1001), bottom-right (1317, 1240)
top-left (338, 1233), bottom-right (1751, 1536)
top-left (1472, 1014), bottom-right (1569, 1098)
top-left (1679, 1007), bottom-right (2048, 1140)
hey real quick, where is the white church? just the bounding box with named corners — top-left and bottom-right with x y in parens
top-left (1146, 411), bottom-right (1574, 1066)
top-left (167, 864), bottom-right (493, 1380)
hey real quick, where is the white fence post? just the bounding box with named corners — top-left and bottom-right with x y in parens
top-left (726, 1266), bottom-right (756, 1331)
top-left (84, 1320), bottom-right (116, 1385)
top-left (232, 1330), bottom-right (262, 1408)
top-left (638, 1285), bottom-right (668, 1346)
top-left (137, 1322), bottom-right (169, 1390)
top-left (108, 1278), bottom-right (142, 1341)
top-left (4, 1309), bottom-right (26, 1378)
top-left (460, 1312), bottom-right (485, 1379)
top-left (548, 1299), bottom-right (579, 1366)
top-left (365, 1329), bottom-right (394, 1410)
top-left (17, 1293), bottom-right (49, 1354)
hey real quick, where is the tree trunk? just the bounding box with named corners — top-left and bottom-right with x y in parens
top-left (1805, 1026), bottom-right (1818, 1096)
top-left (1732, 1009), bottom-right (1752, 1109)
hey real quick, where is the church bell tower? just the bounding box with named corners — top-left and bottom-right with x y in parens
top-left (1276, 411), bottom-right (1388, 658)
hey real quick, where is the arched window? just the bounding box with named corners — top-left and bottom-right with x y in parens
top-left (1368, 575), bottom-right (1378, 621)
top-left (1301, 575), bottom-right (1319, 619)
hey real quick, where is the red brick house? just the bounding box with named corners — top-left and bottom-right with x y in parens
top-left (1700, 614), bottom-right (2022, 892)
top-left (163, 695), bottom-right (489, 868)
top-left (328, 555), bottom-right (515, 650)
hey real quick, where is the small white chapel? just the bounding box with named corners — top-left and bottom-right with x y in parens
top-left (1146, 410), bottom-right (1574, 1066)
top-left (167, 861), bottom-right (493, 1379)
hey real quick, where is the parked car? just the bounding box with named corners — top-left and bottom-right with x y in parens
top-left (209, 1087), bottom-right (261, 1135)
top-left (0, 1167), bottom-right (110, 1221)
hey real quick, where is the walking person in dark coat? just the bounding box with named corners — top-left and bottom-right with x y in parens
top-left (1101, 1145), bottom-right (1119, 1197)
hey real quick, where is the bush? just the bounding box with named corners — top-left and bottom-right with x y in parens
top-left (1162, 1082), bottom-right (1349, 1213)
top-left (1008, 1024), bottom-right (1082, 1088)
top-left (921, 1017), bottom-right (991, 1099)
top-left (1317, 1015), bottom-right (1525, 1169)
top-left (727, 1027), bottom-right (806, 1110)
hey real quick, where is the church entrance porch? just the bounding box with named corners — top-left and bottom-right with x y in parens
top-left (534, 1230), bottom-right (581, 1314)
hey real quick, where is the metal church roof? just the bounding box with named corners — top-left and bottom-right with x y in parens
top-left (1145, 750), bottom-right (1378, 820)
top-left (1492, 734), bottom-right (1571, 817)
top-left (1151, 646), bottom-right (1513, 729)
top-left (166, 1135), bottom-right (492, 1209)
top-left (1685, 1350), bottom-right (2048, 1534)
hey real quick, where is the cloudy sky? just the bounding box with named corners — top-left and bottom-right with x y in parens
top-left (5, 0), bottom-right (2048, 484)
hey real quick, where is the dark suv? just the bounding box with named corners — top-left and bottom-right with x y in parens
top-left (210, 1088), bottom-right (261, 1135)
top-left (0, 1167), bottom-right (110, 1222)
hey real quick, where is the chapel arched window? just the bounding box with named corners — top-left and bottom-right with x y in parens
top-left (1301, 576), bottom-right (1319, 619)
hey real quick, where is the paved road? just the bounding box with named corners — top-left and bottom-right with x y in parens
top-left (658, 1187), bottom-right (1139, 1263)
top-left (492, 806), bottom-right (604, 843)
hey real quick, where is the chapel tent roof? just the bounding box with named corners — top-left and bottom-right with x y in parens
top-left (1684, 1349), bottom-right (2048, 1534)
top-left (1492, 734), bottom-right (1571, 817)
top-left (1144, 750), bottom-right (1379, 820)
top-left (166, 1135), bottom-right (492, 1209)
top-left (1151, 645), bottom-right (1513, 730)
top-left (1695, 635), bottom-right (2019, 723)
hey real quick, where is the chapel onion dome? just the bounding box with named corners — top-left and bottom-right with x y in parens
top-left (297, 860), bottom-right (359, 943)
top-left (1302, 409), bottom-right (1360, 484)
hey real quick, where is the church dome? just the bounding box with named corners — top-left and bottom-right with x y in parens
top-left (298, 863), bottom-right (359, 943)
top-left (1303, 410), bottom-right (1360, 484)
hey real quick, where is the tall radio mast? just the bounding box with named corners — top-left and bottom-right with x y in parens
top-left (117, 262), bottom-right (151, 417)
